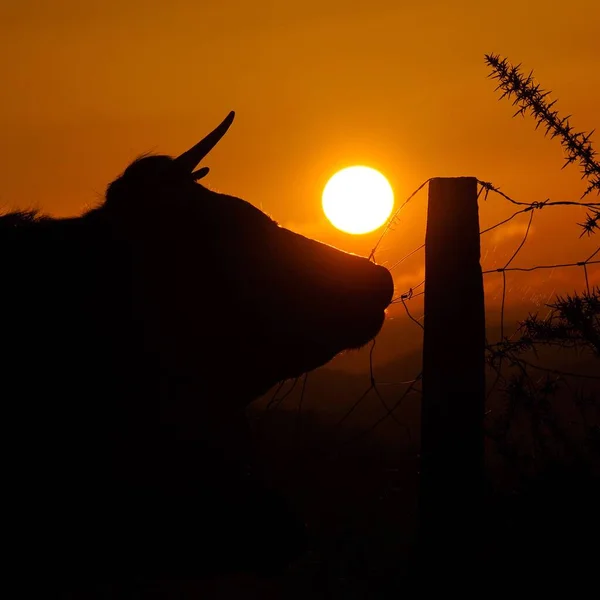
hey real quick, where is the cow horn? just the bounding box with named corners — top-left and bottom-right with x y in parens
top-left (175, 111), bottom-right (235, 173)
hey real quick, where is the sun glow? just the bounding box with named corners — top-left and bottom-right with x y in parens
top-left (322, 166), bottom-right (394, 235)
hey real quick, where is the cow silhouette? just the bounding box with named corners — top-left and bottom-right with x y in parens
top-left (1, 112), bottom-right (393, 584)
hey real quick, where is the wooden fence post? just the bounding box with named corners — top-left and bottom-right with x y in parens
top-left (418, 177), bottom-right (486, 573)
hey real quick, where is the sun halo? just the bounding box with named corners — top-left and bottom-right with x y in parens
top-left (322, 166), bottom-right (394, 235)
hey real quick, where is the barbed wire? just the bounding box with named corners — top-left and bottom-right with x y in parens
top-left (249, 55), bottom-right (599, 584)
top-left (259, 175), bottom-right (599, 470)
top-left (255, 170), bottom-right (599, 480)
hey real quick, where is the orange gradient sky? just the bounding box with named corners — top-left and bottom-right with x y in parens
top-left (1, 0), bottom-right (598, 348)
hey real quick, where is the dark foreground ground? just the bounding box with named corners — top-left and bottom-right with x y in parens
top-left (59, 401), bottom-right (600, 598)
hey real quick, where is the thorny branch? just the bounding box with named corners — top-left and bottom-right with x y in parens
top-left (485, 52), bottom-right (600, 234)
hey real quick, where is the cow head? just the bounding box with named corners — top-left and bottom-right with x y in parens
top-left (102, 112), bottom-right (394, 409)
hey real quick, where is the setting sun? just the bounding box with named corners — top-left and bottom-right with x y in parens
top-left (322, 166), bottom-right (394, 234)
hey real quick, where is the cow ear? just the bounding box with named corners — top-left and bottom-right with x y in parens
top-left (191, 167), bottom-right (210, 180)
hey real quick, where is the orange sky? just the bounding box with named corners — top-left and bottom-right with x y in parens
top-left (1, 0), bottom-right (598, 362)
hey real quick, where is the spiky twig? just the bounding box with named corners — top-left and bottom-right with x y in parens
top-left (519, 287), bottom-right (600, 356)
top-left (485, 53), bottom-right (600, 234)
